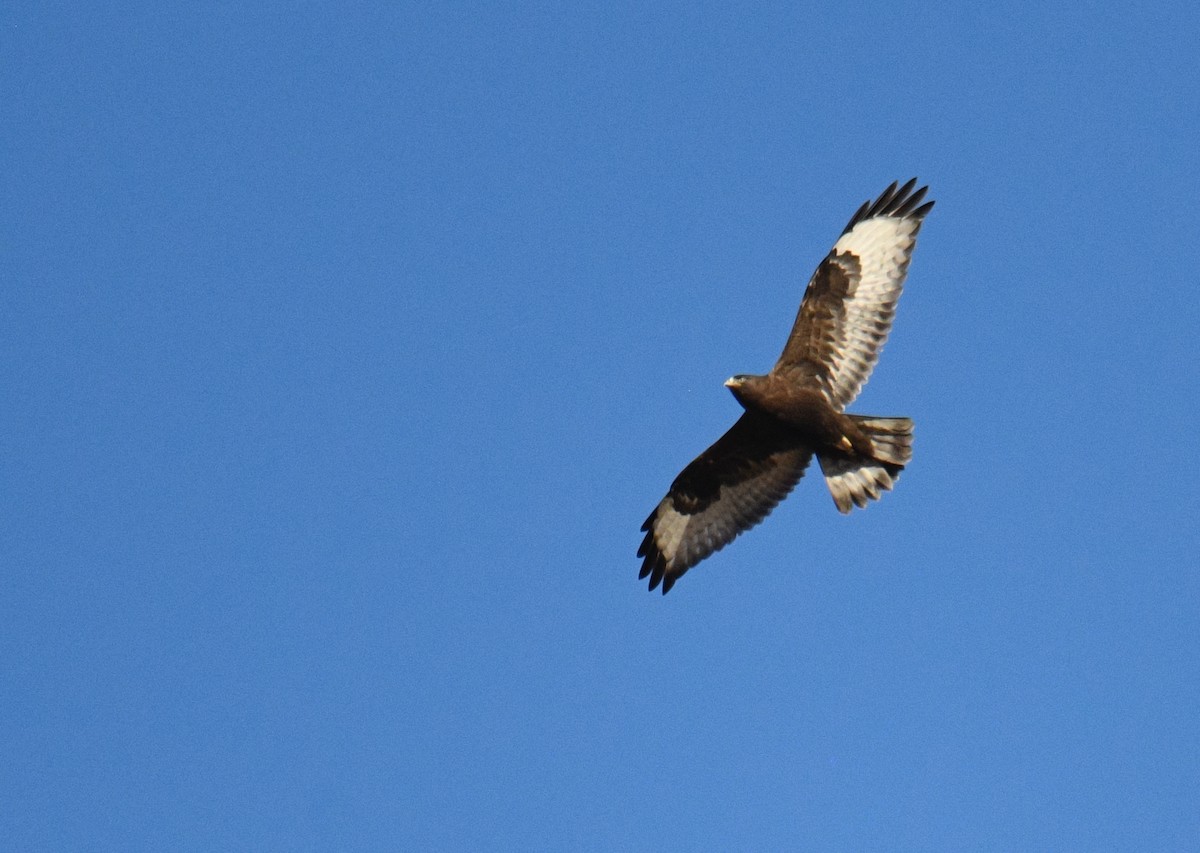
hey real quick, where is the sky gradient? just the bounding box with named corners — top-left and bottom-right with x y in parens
top-left (4, 2), bottom-right (1199, 849)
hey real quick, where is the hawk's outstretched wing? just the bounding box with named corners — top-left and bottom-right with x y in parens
top-left (638, 413), bottom-right (813, 594)
top-left (775, 179), bottom-right (933, 410)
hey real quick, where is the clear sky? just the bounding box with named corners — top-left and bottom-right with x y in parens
top-left (4, 2), bottom-right (1199, 850)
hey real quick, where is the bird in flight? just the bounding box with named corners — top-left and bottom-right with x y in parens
top-left (638, 179), bottom-right (934, 593)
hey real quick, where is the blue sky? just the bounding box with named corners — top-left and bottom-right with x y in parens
top-left (4, 2), bottom-right (1199, 849)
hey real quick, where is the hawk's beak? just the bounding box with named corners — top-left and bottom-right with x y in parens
top-left (724, 377), bottom-right (740, 388)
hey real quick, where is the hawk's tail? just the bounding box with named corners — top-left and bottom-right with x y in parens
top-left (818, 416), bottom-right (913, 514)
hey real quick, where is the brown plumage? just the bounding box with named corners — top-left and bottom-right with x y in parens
top-left (638, 179), bottom-right (934, 593)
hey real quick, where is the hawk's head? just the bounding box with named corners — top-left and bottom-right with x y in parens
top-left (724, 373), bottom-right (768, 408)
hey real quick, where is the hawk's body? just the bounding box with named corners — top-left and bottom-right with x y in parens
top-left (639, 179), bottom-right (934, 593)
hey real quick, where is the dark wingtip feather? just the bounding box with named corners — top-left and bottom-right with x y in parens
top-left (639, 508), bottom-right (663, 587)
top-left (842, 199), bottom-right (872, 235)
top-left (639, 535), bottom-right (679, 594)
top-left (876, 179), bottom-right (900, 205)
top-left (862, 181), bottom-right (899, 221)
top-left (648, 553), bottom-right (666, 592)
top-left (637, 526), bottom-right (654, 559)
top-left (841, 178), bottom-right (934, 233)
top-left (637, 526), bottom-right (665, 589)
top-left (893, 184), bottom-right (928, 217)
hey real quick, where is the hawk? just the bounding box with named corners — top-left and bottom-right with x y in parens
top-left (638, 179), bottom-right (934, 593)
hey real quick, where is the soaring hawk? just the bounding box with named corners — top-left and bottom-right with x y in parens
top-left (638, 179), bottom-right (934, 593)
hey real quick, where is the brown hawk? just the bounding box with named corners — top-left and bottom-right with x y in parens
top-left (638, 179), bottom-right (934, 593)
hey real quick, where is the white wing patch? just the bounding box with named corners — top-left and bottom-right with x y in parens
top-left (640, 448), bottom-right (812, 592)
top-left (652, 457), bottom-right (793, 565)
top-left (821, 214), bottom-right (922, 408)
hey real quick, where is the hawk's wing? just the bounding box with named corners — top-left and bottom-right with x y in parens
top-left (638, 413), bottom-right (813, 594)
top-left (774, 179), bottom-right (933, 410)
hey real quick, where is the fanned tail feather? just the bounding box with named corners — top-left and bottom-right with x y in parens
top-left (852, 416), bottom-right (912, 465)
top-left (818, 416), bottom-right (913, 513)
